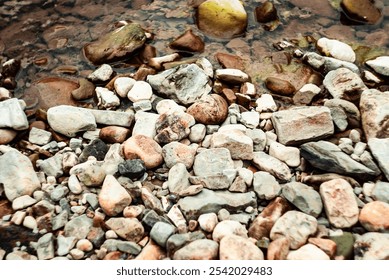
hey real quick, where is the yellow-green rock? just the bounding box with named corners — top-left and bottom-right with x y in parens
top-left (197, 0), bottom-right (247, 39)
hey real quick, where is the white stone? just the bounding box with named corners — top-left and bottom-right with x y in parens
top-left (28, 127), bottom-right (52, 146)
top-left (0, 98), bottom-right (29, 130)
top-left (256, 94), bottom-right (277, 112)
top-left (317, 37), bottom-right (356, 63)
top-left (218, 124), bottom-right (247, 133)
top-left (156, 99), bottom-right (185, 115)
top-left (133, 100), bottom-right (152, 112)
top-left (253, 171), bottom-right (281, 200)
top-left (196, 57), bottom-right (214, 78)
top-left (132, 111), bottom-right (159, 138)
top-left (215, 69), bottom-right (249, 83)
top-left (240, 111), bottom-right (260, 129)
top-left (68, 174), bottom-right (83, 194)
top-left (69, 158), bottom-right (106, 187)
top-left (88, 64), bottom-right (113, 82)
top-left (198, 213), bottom-right (218, 232)
top-left (88, 109), bottom-right (134, 128)
top-left (366, 56), bottom-right (389, 76)
top-left (241, 82), bottom-right (256, 96)
top-left (114, 77), bottom-right (136, 98)
top-left (0, 87), bottom-right (11, 99)
top-left (127, 81), bottom-right (153, 102)
top-left (287, 244), bottom-right (330, 260)
top-left (11, 211), bottom-right (26, 225)
top-left (237, 167), bottom-right (253, 186)
top-left (269, 142), bottom-right (300, 167)
top-left (189, 123), bottom-right (206, 143)
top-left (12, 195), bottom-right (37, 211)
top-left (23, 216), bottom-right (37, 230)
top-left (96, 87), bottom-right (120, 109)
top-left (210, 129), bottom-right (253, 160)
top-left (99, 175), bottom-right (132, 216)
top-left (167, 204), bottom-right (187, 229)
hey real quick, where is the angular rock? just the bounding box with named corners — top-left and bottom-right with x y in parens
top-left (252, 152), bottom-right (292, 182)
top-left (0, 98), bottom-right (29, 130)
top-left (316, 37), bottom-right (355, 62)
top-left (240, 111), bottom-right (260, 129)
top-left (308, 238), bottom-right (337, 259)
top-left (190, 175), bottom-right (231, 190)
top-left (173, 239), bottom-right (219, 260)
top-left (293, 83), bottom-right (321, 105)
top-left (359, 201), bottom-right (389, 232)
top-left (368, 138), bottom-right (389, 181)
top-left (96, 87), bottom-right (120, 109)
top-left (193, 148), bottom-right (234, 176)
top-left (366, 56), bottom-right (389, 76)
top-left (220, 234), bottom-right (264, 260)
top-left (99, 175), bottom-right (132, 216)
top-left (303, 52), bottom-right (360, 74)
top-left (267, 237), bottom-right (290, 260)
top-left (38, 153), bottom-right (64, 178)
top-left (341, 0), bottom-right (383, 25)
top-left (79, 138), bottom-right (109, 163)
top-left (271, 106), bottom-right (334, 145)
top-left (168, 163), bottom-right (191, 194)
top-left (270, 210), bottom-right (318, 249)
top-left (37, 233), bottom-right (55, 260)
top-left (89, 109), bottom-right (134, 128)
top-left (212, 220), bottom-right (248, 242)
top-left (132, 111), bottom-right (159, 139)
top-left (105, 217), bottom-right (144, 243)
top-left (64, 214), bottom-right (93, 240)
top-left (287, 244), bottom-right (330, 260)
top-left (135, 239), bottom-right (166, 260)
top-left (88, 64), bottom-right (113, 82)
top-left (155, 110), bottom-right (195, 144)
top-left (372, 181), bottom-right (389, 203)
top-left (229, 175), bottom-right (247, 193)
top-left (141, 188), bottom-right (164, 215)
top-left (255, 1), bottom-right (278, 23)
top-left (162, 141), bottom-right (196, 169)
top-left (69, 158), bottom-right (106, 187)
top-left (187, 94), bottom-right (228, 125)
top-left (354, 233), bottom-right (389, 260)
top-left (118, 159), bottom-right (146, 180)
top-left (210, 129), bottom-right (253, 160)
top-left (246, 129), bottom-right (267, 151)
top-left (256, 93), bottom-right (277, 112)
top-left (150, 222), bottom-right (176, 248)
top-left (324, 99), bottom-right (361, 129)
top-left (215, 69), bottom-right (249, 84)
top-left (122, 135), bottom-right (163, 169)
top-left (253, 171), bottom-right (281, 200)
top-left (169, 29), bottom-right (205, 53)
top-left (269, 142), bottom-right (300, 167)
top-left (29, 127), bottom-right (52, 146)
top-left (320, 179), bottom-right (359, 228)
top-left (166, 232), bottom-right (206, 258)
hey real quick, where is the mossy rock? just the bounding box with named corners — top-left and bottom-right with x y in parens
top-left (329, 232), bottom-right (355, 259)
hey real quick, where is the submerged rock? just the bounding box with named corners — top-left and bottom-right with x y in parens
top-left (341, 0), bottom-right (383, 25)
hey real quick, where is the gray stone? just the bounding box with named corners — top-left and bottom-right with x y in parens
top-left (68, 174), bottom-right (83, 195)
top-left (168, 163), bottom-right (191, 194)
top-left (173, 239), bottom-right (219, 260)
top-left (141, 187), bottom-right (164, 214)
top-left (52, 210), bottom-right (68, 231)
top-left (57, 235), bottom-right (76, 256)
top-left (88, 64), bottom-right (113, 82)
top-left (0, 149), bottom-right (40, 201)
top-left (365, 56), bottom-right (389, 76)
top-left (38, 153), bottom-right (64, 178)
top-left (189, 124), bottom-right (206, 143)
top-left (64, 214), bottom-right (93, 240)
top-left (368, 138), bottom-right (389, 181)
top-left (132, 111), bottom-right (159, 138)
top-left (237, 167), bottom-right (253, 186)
top-left (324, 99), bottom-right (360, 129)
top-left (252, 152), bottom-right (292, 182)
top-left (246, 129), bottom-right (267, 151)
top-left (0, 98), bottom-right (29, 130)
top-left (354, 233), bottom-right (389, 260)
top-left (150, 222), bottom-right (176, 248)
top-left (210, 129), bottom-right (253, 160)
top-left (303, 52), bottom-right (360, 74)
top-left (162, 141), bottom-right (196, 169)
top-left (372, 181), bottom-right (389, 203)
top-left (29, 127), bottom-right (52, 145)
top-left (116, 241), bottom-right (142, 255)
top-left (105, 217), bottom-right (144, 243)
top-left (282, 182), bottom-right (323, 218)
top-left (193, 148), bottom-right (234, 177)
top-left (147, 64), bottom-right (211, 106)
top-left (301, 141), bottom-right (377, 179)
top-left (154, 110), bottom-right (195, 144)
top-left (166, 232), bottom-right (206, 258)
top-left (37, 233), bottom-right (55, 260)
top-left (177, 189), bottom-right (257, 220)
top-left (253, 171), bottom-right (281, 200)
top-left (271, 106), bottom-right (334, 145)
top-left (89, 109), bottom-right (134, 128)
top-left (189, 174), bottom-right (231, 190)
top-left (269, 142), bottom-right (300, 167)
top-left (133, 99), bottom-right (152, 112)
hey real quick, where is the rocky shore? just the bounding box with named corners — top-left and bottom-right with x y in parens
top-left (0, 0), bottom-right (389, 260)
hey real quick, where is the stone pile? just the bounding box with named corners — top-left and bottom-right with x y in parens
top-left (1, 19), bottom-right (389, 260)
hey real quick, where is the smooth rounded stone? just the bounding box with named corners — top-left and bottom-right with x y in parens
top-left (132, 111), bottom-right (159, 139)
top-left (187, 94), bottom-right (228, 125)
top-left (323, 68), bottom-right (367, 102)
top-left (5, 251), bottom-right (37, 260)
top-left (269, 142), bottom-right (300, 167)
top-left (265, 77), bottom-right (296, 96)
top-left (198, 213), bottom-right (218, 232)
top-left (359, 201), bottom-right (389, 232)
top-left (168, 162), bottom-right (191, 194)
top-left (193, 148), bottom-right (234, 176)
top-left (303, 52), bottom-right (360, 74)
top-left (212, 220), bottom-right (248, 242)
top-left (99, 126), bottom-right (130, 144)
top-left (69, 158), bottom-right (106, 187)
top-left (220, 234), bottom-right (264, 260)
top-left (287, 244), bottom-right (330, 260)
top-left (99, 175), bottom-right (132, 216)
top-left (169, 29), bottom-right (205, 53)
top-left (368, 138), bottom-right (389, 181)
top-left (210, 129), bottom-right (253, 160)
top-left (360, 89), bottom-right (389, 140)
top-left (135, 239), bottom-right (167, 260)
top-left (12, 195), bottom-right (37, 211)
top-left (271, 106), bottom-right (334, 146)
top-left (341, 0), bottom-right (383, 25)
top-left (122, 135), bottom-right (163, 169)
top-left (255, 1), bottom-right (278, 23)
top-left (84, 23), bottom-right (146, 65)
top-left (150, 222), bottom-right (176, 248)
top-left (308, 238), bottom-right (337, 259)
top-left (0, 98), bottom-right (29, 130)
top-left (293, 83), bottom-right (321, 105)
top-left (114, 77), bottom-right (136, 98)
top-left (320, 179), bottom-right (359, 228)
top-left (267, 237), bottom-right (290, 260)
top-left (270, 210), bottom-right (318, 249)
top-left (252, 152), bottom-right (292, 182)
top-left (69, 248), bottom-right (84, 260)
top-left (162, 141), bottom-right (196, 169)
top-left (123, 205), bottom-right (144, 219)
top-left (0, 87), bottom-right (11, 100)
top-left (105, 217), bottom-right (144, 243)
top-left (89, 109), bottom-right (134, 128)
top-left (155, 99), bottom-right (185, 115)
top-left (71, 78), bottom-right (95, 100)
top-left (316, 37), bottom-right (355, 63)
top-left (147, 64), bottom-right (211, 106)
top-left (118, 159), bottom-right (146, 180)
top-left (0, 128), bottom-right (17, 144)
top-left (23, 215), bottom-right (37, 230)
top-left (372, 181), bottom-right (389, 203)
top-left (154, 110), bottom-right (195, 144)
top-left (11, 211), bottom-right (26, 225)
top-left (197, 0), bottom-right (247, 39)
top-left (47, 105), bottom-right (96, 137)
top-left (189, 124), bottom-right (206, 143)
top-left (365, 56), bottom-right (389, 76)
top-left (215, 68), bottom-right (249, 84)
top-left (355, 232), bottom-right (389, 260)
top-left (173, 239), bottom-right (219, 260)
top-left (127, 81), bottom-right (153, 103)
top-left (196, 57), bottom-right (214, 78)
top-left (28, 127), bottom-right (52, 146)
top-left (282, 182), bottom-right (323, 218)
top-left (0, 150), bottom-right (40, 201)
top-left (253, 171), bottom-right (281, 200)
top-left (67, 174), bottom-right (83, 195)
top-left (240, 111), bottom-right (260, 129)
top-left (178, 184), bottom-right (203, 197)
top-left (255, 93), bottom-right (277, 112)
top-left (96, 87), bottom-right (120, 109)
top-left (88, 64), bottom-right (113, 82)
top-left (77, 239), bottom-right (93, 252)
top-left (324, 99), bottom-right (360, 129)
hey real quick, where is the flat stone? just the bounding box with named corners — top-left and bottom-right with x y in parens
top-left (317, 37), bottom-right (355, 62)
top-left (193, 148), bottom-right (234, 177)
top-left (154, 110), bottom-right (195, 144)
top-left (122, 135), bottom-right (163, 169)
top-left (354, 233), bottom-right (389, 260)
top-left (368, 138), bottom-right (389, 181)
top-left (253, 171), bottom-right (281, 200)
top-left (177, 189), bottom-right (257, 220)
top-left (88, 64), bottom-right (113, 82)
top-left (155, 99), bottom-right (185, 115)
top-left (64, 214), bottom-right (93, 240)
top-left (29, 127), bottom-right (52, 146)
top-left (99, 126), bottom-right (130, 144)
top-left (270, 210), bottom-right (318, 249)
top-left (293, 83), bottom-right (321, 105)
top-left (252, 152), bottom-right (292, 182)
top-left (105, 217), bottom-right (144, 243)
top-left (210, 129), bottom-right (253, 160)
top-left (189, 175), bottom-right (231, 190)
top-left (215, 69), bottom-right (249, 83)
top-left (135, 239), bottom-right (167, 260)
top-left (132, 111), bottom-right (159, 139)
top-left (0, 98), bottom-right (29, 130)
top-left (99, 175), bottom-right (132, 216)
top-left (324, 99), bottom-right (360, 129)
top-left (37, 233), bottom-right (55, 260)
top-left (246, 129), bottom-right (267, 151)
top-left (287, 244), bottom-right (330, 260)
top-left (320, 179), bottom-right (359, 228)
top-left (150, 222), bottom-right (176, 248)
top-left (173, 239), bottom-right (219, 260)
top-left (359, 201), bottom-right (389, 232)
top-left (303, 52), bottom-right (360, 74)
top-left (12, 195), bottom-right (37, 211)
top-left (162, 141), bottom-right (196, 169)
top-left (187, 94), bottom-right (228, 125)
top-left (366, 56), bottom-right (389, 76)
top-left (220, 234), bottom-right (264, 260)
top-left (89, 109), bottom-right (134, 128)
top-left (269, 142), bottom-right (300, 167)
top-left (271, 106), bottom-right (334, 145)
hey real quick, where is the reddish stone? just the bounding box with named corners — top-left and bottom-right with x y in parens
top-left (170, 29), bottom-right (205, 53)
top-left (215, 53), bottom-right (245, 70)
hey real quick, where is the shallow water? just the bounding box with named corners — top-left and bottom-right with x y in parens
top-left (0, 0), bottom-right (388, 99)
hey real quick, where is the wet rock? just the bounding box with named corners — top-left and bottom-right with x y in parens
top-left (173, 239), bottom-right (219, 260)
top-left (187, 94), bottom-right (228, 125)
top-left (267, 237), bottom-right (290, 260)
top-left (265, 77), bottom-right (296, 96)
top-left (287, 244), bottom-right (330, 260)
top-left (320, 179), bottom-right (359, 228)
top-left (252, 152), bottom-right (292, 182)
top-left (127, 81), bottom-right (153, 103)
top-left (293, 84), bottom-right (321, 105)
top-left (341, 0), bottom-right (383, 25)
top-left (170, 29), bottom-right (205, 53)
top-left (215, 52), bottom-right (244, 70)
top-left (197, 0), bottom-right (247, 39)
top-left (99, 126), bottom-right (130, 144)
top-left (150, 222), bottom-right (176, 248)
top-left (324, 99), bottom-right (360, 129)
top-left (47, 105), bottom-right (96, 137)
top-left (220, 234), bottom-right (264, 260)
top-left (255, 1), bottom-right (278, 23)
top-left (64, 214), bottom-right (93, 240)
top-left (368, 138), bottom-right (389, 181)
top-left (301, 141), bottom-right (377, 178)
top-left (365, 56), bottom-right (389, 76)
top-left (37, 233), bottom-right (55, 260)
top-left (271, 106), bottom-right (333, 145)
top-left (118, 159), bottom-right (146, 180)
top-left (178, 189), bottom-right (256, 220)
top-left (354, 232), bottom-right (389, 260)
top-left (360, 89), bottom-right (389, 140)
top-left (147, 64), bottom-right (211, 106)
top-left (69, 158), bottom-right (106, 187)
top-left (282, 182), bottom-right (323, 218)
top-left (198, 213), bottom-right (218, 232)
top-left (0, 98), bottom-right (28, 130)
top-left (162, 141), bottom-right (196, 169)
top-left (253, 171), bottom-right (281, 200)
top-left (303, 52), bottom-right (360, 74)
top-left (0, 128), bottom-right (17, 144)
top-left (84, 23), bottom-right (146, 65)
top-left (316, 37), bottom-right (356, 63)
top-left (71, 78), bottom-right (95, 100)
top-left (105, 217), bottom-right (144, 243)
top-left (96, 87), bottom-right (120, 109)
top-left (269, 142), bottom-right (300, 167)
top-left (99, 175), bottom-right (132, 216)
top-left (359, 201), bottom-right (389, 232)
top-left (89, 109), bottom-right (134, 128)
top-left (122, 135), bottom-right (163, 169)
top-left (193, 148), bottom-right (234, 176)
top-left (88, 64), bottom-right (114, 83)
top-left (210, 129), bottom-right (253, 160)
top-left (114, 77), bottom-right (136, 98)
top-left (0, 150), bottom-right (40, 201)
top-left (372, 181), bottom-right (389, 203)
top-left (154, 110), bottom-right (195, 144)
top-left (168, 163), bottom-right (191, 194)
top-left (270, 210), bottom-right (318, 249)
top-left (215, 69), bottom-right (249, 84)
top-left (29, 127), bottom-right (52, 146)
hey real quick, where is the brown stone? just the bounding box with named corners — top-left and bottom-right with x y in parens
top-left (267, 237), bottom-right (290, 260)
top-left (187, 94), bottom-right (228, 125)
top-left (308, 238), bottom-right (337, 259)
top-left (221, 88), bottom-right (237, 105)
top-left (0, 128), bottom-right (18, 145)
top-left (103, 251), bottom-right (123, 260)
top-left (122, 135), bottom-right (163, 169)
top-left (341, 0), bottom-right (383, 25)
top-left (265, 77), bottom-right (296, 96)
top-left (215, 53), bottom-right (244, 70)
top-left (255, 1), bottom-right (278, 23)
top-left (71, 78), bottom-right (95, 101)
top-left (169, 29), bottom-right (205, 53)
top-left (359, 201), bottom-right (389, 232)
top-left (133, 65), bottom-right (157, 81)
top-left (135, 239), bottom-right (167, 260)
top-left (99, 126), bottom-right (131, 143)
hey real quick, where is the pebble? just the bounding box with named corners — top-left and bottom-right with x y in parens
top-left (341, 0), bottom-right (383, 25)
top-left (168, 163), bottom-right (190, 194)
top-left (354, 232), bottom-right (389, 260)
top-left (99, 175), bottom-right (132, 216)
top-left (114, 77), bottom-right (136, 98)
top-left (265, 77), bottom-right (296, 95)
top-left (198, 213), bottom-right (218, 232)
top-left (372, 181), bottom-right (389, 203)
top-left (155, 110), bottom-right (195, 144)
top-left (150, 222), bottom-right (176, 248)
top-left (64, 214), bottom-right (93, 240)
top-left (38, 153), bottom-right (64, 178)
top-left (255, 93), bottom-right (277, 112)
top-left (0, 98), bottom-right (29, 130)
top-left (359, 201), bottom-right (389, 232)
top-left (89, 109), bottom-right (134, 128)
top-left (189, 123), bottom-right (206, 143)
top-left (57, 235), bottom-right (76, 256)
top-left (105, 217), bottom-right (144, 243)
top-left (269, 142), bottom-right (300, 167)
top-left (324, 99), bottom-right (360, 129)
top-left (215, 69), bottom-right (249, 84)
top-left (127, 81), bottom-right (153, 102)
top-left (132, 111), bottom-right (159, 139)
top-left (253, 171), bottom-right (281, 200)
top-left (28, 127), bottom-right (52, 146)
top-left (246, 129), bottom-right (267, 151)
top-left (287, 244), bottom-right (330, 260)
top-left (187, 94), bottom-right (228, 125)
top-left (12, 195), bottom-right (37, 211)
top-left (365, 56), bottom-right (389, 76)
top-left (308, 237), bottom-right (337, 259)
top-left (88, 64), bottom-right (113, 82)
top-left (252, 152), bottom-right (292, 182)
top-left (193, 148), bottom-right (234, 177)
top-left (122, 135), bottom-right (163, 169)
top-left (155, 99), bottom-right (185, 115)
top-left (220, 234), bottom-right (264, 260)
top-left (162, 141), bottom-right (196, 169)
top-left (69, 158), bottom-right (106, 187)
top-left (173, 239), bottom-right (219, 260)
top-left (368, 138), bottom-right (389, 181)
top-left (212, 220), bottom-right (248, 242)
top-left (96, 87), bottom-right (120, 109)
top-left (303, 52), bottom-right (360, 74)
top-left (210, 129), bottom-right (253, 160)
top-left (23, 216), bottom-right (38, 230)
top-left (240, 111), bottom-right (260, 129)
top-left (0, 128), bottom-right (18, 144)
top-left (99, 126), bottom-right (130, 144)
top-left (316, 37), bottom-right (356, 62)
